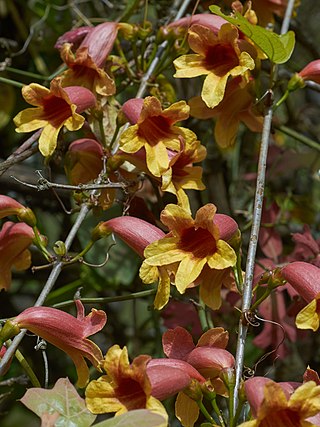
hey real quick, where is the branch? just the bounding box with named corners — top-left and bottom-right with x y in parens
top-left (233, 0), bottom-right (297, 413)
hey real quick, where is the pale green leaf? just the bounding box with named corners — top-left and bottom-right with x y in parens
top-left (209, 5), bottom-right (295, 64)
top-left (20, 377), bottom-right (96, 427)
top-left (94, 410), bottom-right (166, 427)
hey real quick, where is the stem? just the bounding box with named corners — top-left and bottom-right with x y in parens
top-left (275, 124), bottom-right (320, 151)
top-left (211, 398), bottom-right (226, 427)
top-left (52, 289), bottom-right (157, 309)
top-left (0, 76), bottom-right (24, 88)
top-left (233, 0), bottom-right (296, 412)
top-left (15, 348), bottom-right (41, 387)
top-left (197, 400), bottom-right (216, 425)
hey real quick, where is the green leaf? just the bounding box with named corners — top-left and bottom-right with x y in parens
top-left (209, 5), bottom-right (295, 64)
top-left (20, 377), bottom-right (96, 427)
top-left (94, 410), bottom-right (166, 427)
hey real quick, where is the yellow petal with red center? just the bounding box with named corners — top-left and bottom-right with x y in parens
top-left (296, 299), bottom-right (320, 331)
top-left (174, 54), bottom-right (209, 78)
top-left (175, 256), bottom-right (207, 293)
top-left (175, 391), bottom-right (199, 427)
top-left (94, 69), bottom-right (116, 96)
top-left (119, 126), bottom-right (144, 153)
top-left (200, 270), bottom-right (225, 310)
top-left (258, 382), bottom-right (288, 419)
top-left (202, 72), bottom-right (229, 109)
top-left (207, 240), bottom-right (236, 269)
top-left (289, 381), bottom-right (320, 418)
top-left (14, 108), bottom-right (47, 132)
top-left (153, 267), bottom-right (171, 310)
top-left (85, 377), bottom-right (123, 414)
top-left (144, 247), bottom-right (185, 266)
top-left (22, 83), bottom-right (50, 106)
top-left (176, 166), bottom-right (206, 190)
top-left (38, 123), bottom-right (63, 157)
top-left (160, 204), bottom-right (193, 235)
top-left (145, 141), bottom-right (170, 177)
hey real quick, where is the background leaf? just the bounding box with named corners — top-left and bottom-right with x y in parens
top-left (20, 378), bottom-right (96, 427)
top-left (209, 6), bottom-right (295, 63)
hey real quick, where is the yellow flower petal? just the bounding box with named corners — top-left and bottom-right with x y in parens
top-left (145, 140), bottom-right (170, 177)
top-left (139, 261), bottom-right (159, 284)
top-left (85, 377), bottom-right (123, 414)
top-left (144, 248), bottom-right (185, 266)
top-left (14, 108), bottom-right (47, 132)
top-left (160, 204), bottom-right (193, 234)
top-left (38, 123), bottom-right (62, 157)
top-left (153, 267), bottom-right (171, 310)
top-left (174, 54), bottom-right (209, 78)
top-left (175, 256), bottom-right (207, 293)
top-left (22, 83), bottom-right (50, 106)
top-left (200, 270), bottom-right (225, 310)
top-left (146, 397), bottom-right (168, 427)
top-left (64, 107), bottom-right (85, 132)
top-left (207, 240), bottom-right (236, 269)
top-left (296, 299), bottom-right (320, 331)
top-left (119, 126), bottom-right (144, 153)
top-left (289, 381), bottom-right (320, 418)
top-left (202, 72), bottom-right (229, 109)
top-left (144, 237), bottom-right (179, 258)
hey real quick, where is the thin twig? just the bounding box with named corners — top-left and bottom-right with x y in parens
top-left (0, 0), bottom-right (194, 377)
top-left (233, 0), bottom-right (296, 412)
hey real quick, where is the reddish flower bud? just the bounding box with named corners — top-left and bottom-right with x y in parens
top-left (0, 195), bottom-right (36, 226)
top-left (165, 13), bottom-right (226, 34)
top-left (298, 60), bottom-right (320, 84)
top-left (121, 98), bottom-right (144, 124)
top-left (55, 26), bottom-right (92, 50)
top-left (186, 347), bottom-right (235, 379)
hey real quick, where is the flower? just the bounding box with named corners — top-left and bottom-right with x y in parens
top-left (85, 345), bottom-right (168, 423)
top-left (162, 327), bottom-right (235, 427)
top-left (0, 195), bottom-right (36, 226)
top-left (140, 203), bottom-right (238, 309)
top-left (57, 22), bottom-right (119, 96)
top-left (173, 23), bottom-right (255, 108)
top-left (189, 77), bottom-right (262, 148)
top-left (281, 261), bottom-right (320, 331)
top-left (14, 80), bottom-right (96, 157)
top-left (0, 221), bottom-right (34, 290)
top-left (0, 300), bottom-right (107, 387)
top-left (239, 376), bottom-right (320, 427)
top-left (120, 96), bottom-right (197, 177)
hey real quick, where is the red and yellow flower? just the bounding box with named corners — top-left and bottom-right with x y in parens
top-left (120, 97), bottom-right (197, 177)
top-left (240, 376), bottom-right (320, 427)
top-left (173, 23), bottom-right (255, 108)
top-left (140, 203), bottom-right (238, 309)
top-left (85, 345), bottom-right (167, 424)
top-left (14, 80), bottom-right (96, 157)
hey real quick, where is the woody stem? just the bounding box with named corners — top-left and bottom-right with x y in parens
top-left (232, 0), bottom-right (297, 413)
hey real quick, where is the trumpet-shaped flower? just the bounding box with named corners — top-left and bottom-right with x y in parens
top-left (120, 97), bottom-right (197, 177)
top-left (162, 327), bottom-right (234, 427)
top-left (0, 221), bottom-right (34, 290)
top-left (140, 203), bottom-right (238, 309)
top-left (85, 345), bottom-right (168, 423)
top-left (189, 77), bottom-right (262, 148)
top-left (173, 23), bottom-right (255, 108)
top-left (240, 376), bottom-right (320, 427)
top-left (281, 261), bottom-right (320, 331)
top-left (14, 80), bottom-right (96, 157)
top-left (0, 300), bottom-right (106, 387)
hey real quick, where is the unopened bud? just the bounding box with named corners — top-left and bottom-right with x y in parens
top-left (53, 241), bottom-right (67, 256)
top-left (182, 379), bottom-right (203, 401)
top-left (0, 320), bottom-right (21, 344)
top-left (17, 207), bottom-right (37, 227)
